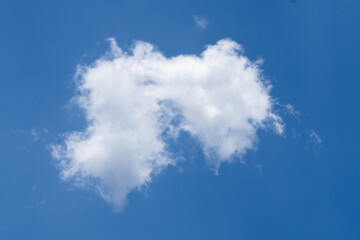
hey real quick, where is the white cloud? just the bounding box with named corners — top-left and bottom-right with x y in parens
top-left (31, 129), bottom-right (39, 141)
top-left (51, 38), bottom-right (283, 211)
top-left (193, 15), bottom-right (209, 29)
top-left (307, 129), bottom-right (322, 155)
top-left (309, 130), bottom-right (321, 145)
top-left (284, 104), bottom-right (300, 117)
top-left (27, 199), bottom-right (46, 209)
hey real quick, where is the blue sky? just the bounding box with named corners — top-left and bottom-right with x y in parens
top-left (1, 0), bottom-right (360, 239)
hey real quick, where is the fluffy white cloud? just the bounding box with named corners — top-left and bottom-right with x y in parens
top-left (51, 38), bottom-right (283, 211)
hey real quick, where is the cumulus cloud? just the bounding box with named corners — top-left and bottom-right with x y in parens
top-left (193, 15), bottom-right (209, 29)
top-left (51, 38), bottom-right (283, 211)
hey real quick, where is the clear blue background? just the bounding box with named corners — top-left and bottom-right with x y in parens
top-left (0, 0), bottom-right (359, 239)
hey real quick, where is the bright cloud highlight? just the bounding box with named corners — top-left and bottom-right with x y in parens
top-left (51, 38), bottom-right (283, 211)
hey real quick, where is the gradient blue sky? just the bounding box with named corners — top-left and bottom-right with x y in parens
top-left (1, 0), bottom-right (360, 239)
